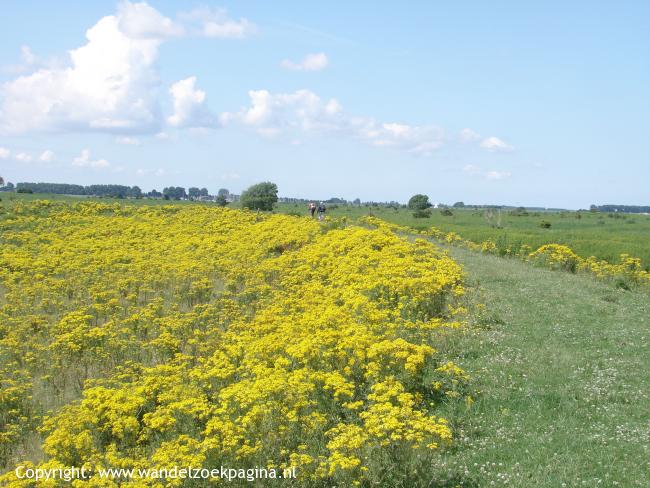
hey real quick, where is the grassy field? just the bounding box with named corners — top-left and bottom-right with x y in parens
top-left (0, 196), bottom-right (648, 486)
top-left (3, 194), bottom-right (648, 267)
top-left (274, 203), bottom-right (650, 269)
top-left (430, 246), bottom-right (650, 486)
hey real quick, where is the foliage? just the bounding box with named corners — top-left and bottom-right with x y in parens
top-left (240, 181), bottom-right (278, 211)
top-left (0, 201), bottom-right (468, 485)
top-left (162, 186), bottom-right (187, 200)
top-left (440, 209), bottom-right (454, 217)
top-left (407, 194), bottom-right (432, 211)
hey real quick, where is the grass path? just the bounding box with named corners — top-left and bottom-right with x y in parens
top-left (433, 247), bottom-right (650, 487)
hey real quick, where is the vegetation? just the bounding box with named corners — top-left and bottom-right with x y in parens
top-left (0, 200), bottom-right (467, 486)
top-left (430, 246), bottom-right (650, 486)
top-left (240, 181), bottom-right (278, 211)
top-left (272, 203), bottom-right (650, 269)
top-left (408, 194), bottom-right (432, 218)
top-left (0, 195), bottom-right (647, 486)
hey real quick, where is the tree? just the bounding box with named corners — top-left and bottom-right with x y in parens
top-left (0, 176), bottom-right (4, 187)
top-left (241, 182), bottom-right (278, 211)
top-left (353, 198), bottom-right (361, 207)
top-left (453, 201), bottom-right (465, 208)
top-left (215, 194), bottom-right (229, 206)
top-left (188, 187), bottom-right (200, 199)
top-left (163, 187), bottom-right (187, 200)
top-left (127, 186), bottom-right (142, 199)
top-left (218, 188), bottom-right (230, 198)
top-left (199, 187), bottom-right (209, 197)
top-left (408, 194), bottom-right (432, 218)
top-left (408, 194), bottom-right (432, 211)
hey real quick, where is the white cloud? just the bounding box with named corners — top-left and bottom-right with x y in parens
top-left (167, 77), bottom-right (217, 128)
top-left (480, 136), bottom-right (514, 152)
top-left (155, 131), bottom-right (170, 140)
top-left (116, 1), bottom-right (183, 39)
top-left (463, 164), bottom-right (511, 180)
top-left (0, 147), bottom-right (10, 159)
top-left (486, 170), bottom-right (512, 180)
top-left (459, 128), bottom-right (481, 142)
top-left (281, 53), bottom-right (329, 71)
top-left (0, 2), bottom-right (255, 135)
top-left (116, 136), bottom-right (141, 145)
top-left (0, 5), bottom-right (162, 134)
top-left (463, 164), bottom-right (482, 175)
top-left (221, 88), bottom-right (445, 155)
top-left (136, 167), bottom-right (166, 176)
top-left (179, 7), bottom-right (257, 38)
top-left (72, 149), bottom-right (110, 168)
top-left (39, 150), bottom-right (55, 162)
top-left (15, 152), bottom-right (32, 163)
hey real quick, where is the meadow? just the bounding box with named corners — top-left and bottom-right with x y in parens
top-left (0, 196), bottom-right (648, 486)
top-left (274, 203), bottom-right (650, 270)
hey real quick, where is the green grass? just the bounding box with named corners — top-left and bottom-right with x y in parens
top-left (430, 246), bottom-right (650, 486)
top-left (274, 203), bottom-right (650, 269)
top-left (4, 195), bottom-right (649, 267)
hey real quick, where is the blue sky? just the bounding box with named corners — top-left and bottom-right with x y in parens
top-left (0, 1), bottom-right (648, 208)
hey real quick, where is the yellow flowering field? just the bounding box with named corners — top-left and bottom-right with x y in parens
top-left (0, 201), bottom-right (470, 486)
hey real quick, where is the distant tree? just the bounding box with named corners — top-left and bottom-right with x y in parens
top-left (148, 189), bottom-right (162, 198)
top-left (452, 201), bottom-right (465, 208)
top-left (241, 182), bottom-right (278, 211)
top-left (408, 194), bottom-right (432, 211)
top-left (218, 188), bottom-right (230, 198)
top-left (440, 208), bottom-right (454, 216)
top-left (215, 194), bottom-right (229, 206)
top-left (163, 187), bottom-right (187, 200)
top-left (408, 194), bottom-right (432, 217)
top-left (188, 187), bottom-right (200, 199)
top-left (589, 205), bottom-right (598, 213)
top-left (353, 198), bottom-right (361, 207)
top-left (199, 187), bottom-right (209, 197)
top-left (3, 182), bottom-right (14, 191)
top-left (0, 176), bottom-right (4, 187)
top-left (127, 186), bottom-right (142, 199)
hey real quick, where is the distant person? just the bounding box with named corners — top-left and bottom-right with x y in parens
top-left (317, 202), bottom-right (326, 221)
top-left (309, 202), bottom-right (316, 218)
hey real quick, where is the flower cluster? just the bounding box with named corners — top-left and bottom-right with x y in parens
top-left (360, 216), bottom-right (650, 288)
top-left (0, 201), bottom-right (467, 485)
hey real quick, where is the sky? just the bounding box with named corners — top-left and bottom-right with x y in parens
top-left (0, 1), bottom-right (648, 208)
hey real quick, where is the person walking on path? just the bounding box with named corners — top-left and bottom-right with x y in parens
top-left (309, 202), bottom-right (316, 218)
top-left (317, 202), bottom-right (326, 221)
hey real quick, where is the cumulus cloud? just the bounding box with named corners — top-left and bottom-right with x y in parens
top-left (0, 2), bottom-right (254, 135)
top-left (167, 77), bottom-right (218, 128)
top-left (116, 1), bottom-right (183, 39)
top-left (0, 7), bottom-right (162, 134)
top-left (463, 164), bottom-right (512, 180)
top-left (136, 167), bottom-right (166, 176)
top-left (486, 170), bottom-right (512, 180)
top-left (480, 136), bottom-right (514, 152)
top-left (281, 53), bottom-right (329, 71)
top-left (462, 164), bottom-right (482, 176)
top-left (459, 128), bottom-right (481, 142)
top-left (116, 136), bottom-right (141, 145)
top-left (39, 150), bottom-right (54, 162)
top-left (72, 149), bottom-right (110, 168)
top-left (221, 89), bottom-right (445, 155)
top-left (15, 152), bottom-right (32, 163)
top-left (179, 7), bottom-right (257, 38)
top-left (0, 147), bottom-right (10, 159)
